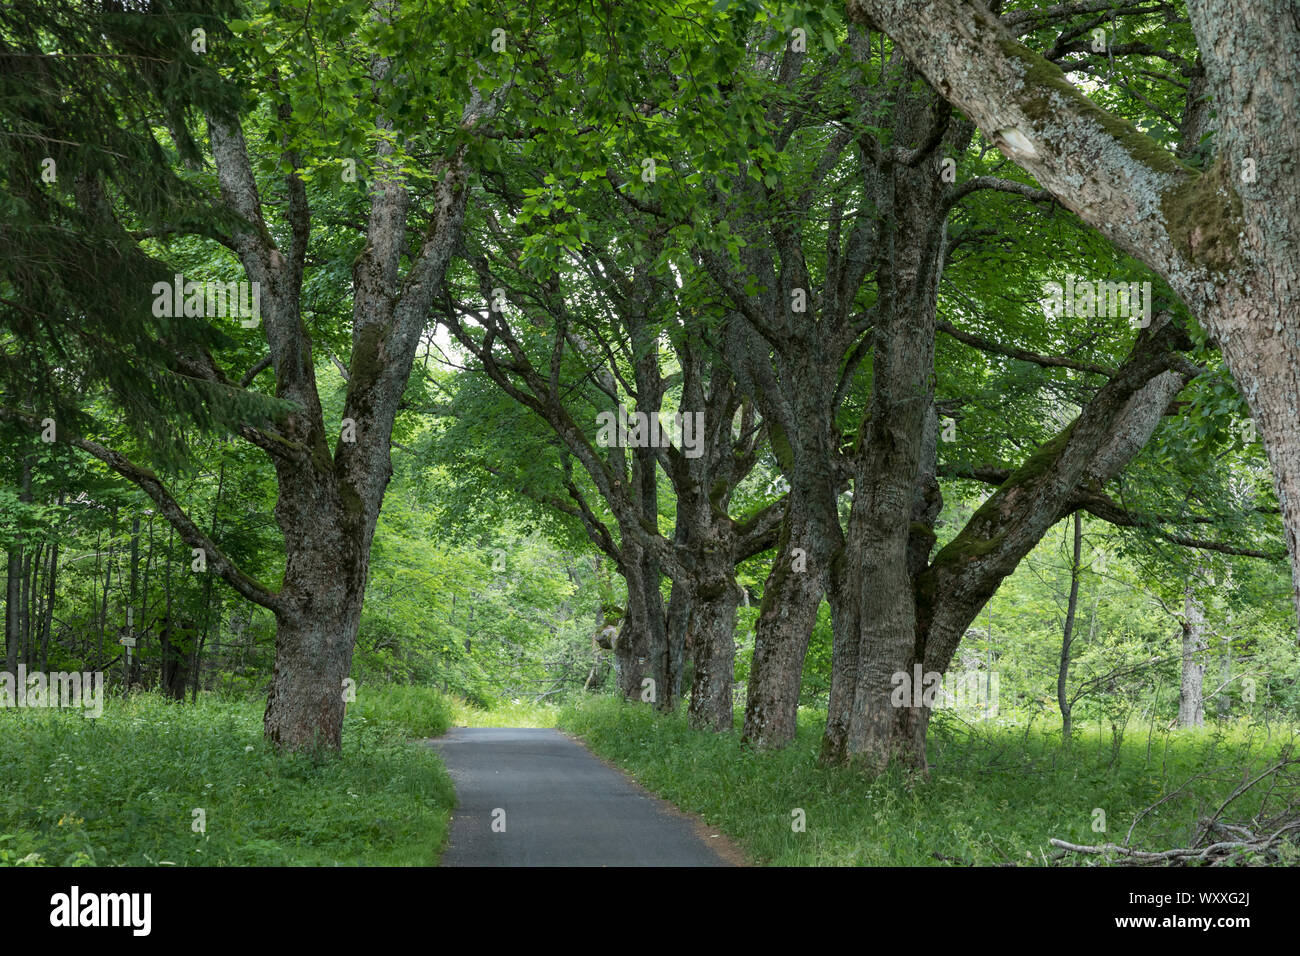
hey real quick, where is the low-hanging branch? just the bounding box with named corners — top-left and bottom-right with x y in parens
top-left (939, 465), bottom-right (1282, 559)
top-left (1075, 488), bottom-right (1285, 560)
top-left (936, 318), bottom-right (1117, 376)
top-left (0, 405), bottom-right (284, 613)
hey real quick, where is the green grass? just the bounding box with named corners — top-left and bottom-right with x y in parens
top-left (348, 682), bottom-right (455, 738)
top-left (0, 688), bottom-right (455, 866)
top-left (448, 694), bottom-right (559, 728)
top-left (559, 697), bottom-right (1300, 866)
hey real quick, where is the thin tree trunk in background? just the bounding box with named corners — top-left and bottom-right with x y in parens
top-left (128, 514), bottom-right (140, 687)
top-left (1178, 572), bottom-right (1207, 727)
top-left (1058, 512), bottom-right (1083, 742)
top-left (161, 524), bottom-right (180, 700)
top-left (20, 542), bottom-right (36, 666)
top-left (3, 460), bottom-right (26, 672)
top-left (193, 457), bottom-right (226, 703)
top-left (1217, 610), bottom-right (1233, 719)
top-left (16, 456), bottom-right (31, 667)
top-left (4, 544), bottom-right (18, 674)
top-left (99, 529), bottom-right (113, 665)
top-left (89, 528), bottom-right (99, 661)
top-left (139, 514), bottom-right (154, 688)
top-left (160, 525), bottom-right (191, 701)
top-left (39, 498), bottom-right (60, 673)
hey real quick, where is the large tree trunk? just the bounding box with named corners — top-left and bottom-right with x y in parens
top-left (632, 446), bottom-right (672, 710)
top-left (668, 338), bottom-right (769, 728)
top-left (714, 284), bottom-right (847, 751)
top-left (613, 547), bottom-right (657, 701)
top-left (201, 62), bottom-right (478, 748)
top-left (826, 315), bottom-right (1195, 771)
top-left (264, 602), bottom-right (360, 750)
top-left (665, 578), bottom-right (692, 703)
top-left (822, 558), bottom-right (861, 764)
top-left (841, 137), bottom-right (946, 771)
top-left (742, 491), bottom-right (832, 748)
top-left (263, 493), bottom-right (374, 748)
top-left (686, 557), bottom-right (741, 732)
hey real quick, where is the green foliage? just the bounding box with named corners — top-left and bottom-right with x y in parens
top-left (0, 0), bottom-right (285, 464)
top-left (448, 695), bottom-right (559, 729)
top-left (0, 691), bottom-right (455, 866)
top-left (2, 0), bottom-right (1296, 874)
top-left (347, 684), bottom-right (453, 739)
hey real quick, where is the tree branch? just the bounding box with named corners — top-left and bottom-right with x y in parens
top-left (0, 406), bottom-right (284, 612)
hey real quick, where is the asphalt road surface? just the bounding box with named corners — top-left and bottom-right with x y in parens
top-left (431, 727), bottom-right (731, 867)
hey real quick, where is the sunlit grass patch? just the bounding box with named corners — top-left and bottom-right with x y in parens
top-left (448, 694), bottom-right (560, 729)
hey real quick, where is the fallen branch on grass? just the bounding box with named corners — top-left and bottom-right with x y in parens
top-left (1050, 751), bottom-right (1300, 865)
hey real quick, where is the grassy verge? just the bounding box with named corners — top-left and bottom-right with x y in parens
top-left (559, 696), bottom-right (1300, 866)
top-left (448, 695), bottom-right (559, 728)
top-left (0, 686), bottom-right (455, 866)
top-left (348, 682), bottom-right (456, 738)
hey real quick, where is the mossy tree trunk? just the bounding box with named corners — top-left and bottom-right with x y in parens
top-left (713, 308), bottom-right (852, 751)
top-left (741, 486), bottom-right (839, 748)
top-left (838, 83), bottom-right (948, 771)
top-left (667, 338), bottom-right (777, 731)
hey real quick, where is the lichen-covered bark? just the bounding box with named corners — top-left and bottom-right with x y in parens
top-left (666, 346), bottom-right (771, 729)
top-left (686, 565), bottom-right (742, 731)
top-left (841, 113), bottom-right (948, 771)
top-left (742, 490), bottom-right (835, 748)
top-left (816, 51), bottom-right (958, 769)
top-left (728, 326), bottom-right (846, 749)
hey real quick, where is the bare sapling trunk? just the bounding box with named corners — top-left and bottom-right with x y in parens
top-left (1178, 574), bottom-right (1207, 728)
top-left (1058, 512), bottom-right (1083, 742)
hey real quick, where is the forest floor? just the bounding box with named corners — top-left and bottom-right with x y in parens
top-left (0, 688), bottom-right (455, 866)
top-left (558, 697), bottom-right (1300, 866)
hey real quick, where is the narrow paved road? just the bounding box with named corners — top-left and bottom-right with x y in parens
top-left (431, 727), bottom-right (731, 867)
